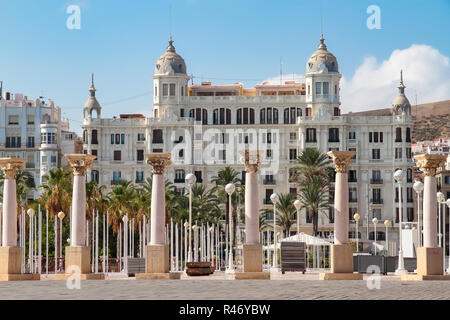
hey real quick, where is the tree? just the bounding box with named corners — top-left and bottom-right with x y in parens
top-left (260, 193), bottom-right (297, 237)
top-left (190, 183), bottom-right (221, 225)
top-left (299, 175), bottom-right (330, 236)
top-left (293, 148), bottom-right (333, 236)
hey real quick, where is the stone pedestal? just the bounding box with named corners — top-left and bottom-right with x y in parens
top-left (401, 247), bottom-right (450, 281)
top-left (135, 245), bottom-right (180, 280)
top-left (235, 244), bottom-right (270, 280)
top-left (319, 244), bottom-right (362, 280)
top-left (54, 246), bottom-right (104, 280)
top-left (0, 247), bottom-right (38, 281)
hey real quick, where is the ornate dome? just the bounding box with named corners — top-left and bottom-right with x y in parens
top-left (155, 36), bottom-right (187, 75)
top-left (393, 70), bottom-right (411, 115)
top-left (306, 34), bottom-right (339, 73)
top-left (83, 73), bottom-right (101, 118)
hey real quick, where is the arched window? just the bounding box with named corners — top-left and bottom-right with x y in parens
top-left (189, 109), bottom-right (195, 118)
top-left (273, 108), bottom-right (279, 124)
top-left (283, 108), bottom-right (289, 124)
top-left (297, 108), bottom-right (302, 117)
top-left (237, 109), bottom-right (242, 124)
top-left (260, 109), bottom-right (265, 124)
top-left (406, 127), bottom-right (411, 142)
top-left (91, 170), bottom-right (99, 183)
top-left (213, 109), bottom-right (219, 125)
top-left (202, 109), bottom-right (208, 125)
top-left (83, 130), bottom-right (88, 144)
top-left (334, 107), bottom-right (340, 116)
top-left (249, 108), bottom-right (255, 124)
top-left (306, 107), bottom-right (312, 117)
top-left (226, 108), bottom-right (231, 124)
top-left (407, 168), bottom-right (413, 183)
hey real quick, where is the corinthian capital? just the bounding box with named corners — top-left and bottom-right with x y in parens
top-left (146, 153), bottom-right (171, 175)
top-left (65, 154), bottom-right (96, 176)
top-left (327, 151), bottom-right (355, 174)
top-left (0, 158), bottom-right (26, 179)
top-left (242, 150), bottom-right (263, 173)
top-left (415, 154), bottom-right (446, 177)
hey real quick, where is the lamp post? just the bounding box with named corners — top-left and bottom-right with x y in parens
top-left (122, 215), bottom-right (128, 274)
top-left (413, 181), bottom-right (424, 247)
top-left (225, 183), bottom-right (235, 273)
top-left (270, 193), bottom-right (279, 269)
top-left (27, 208), bottom-right (35, 273)
top-left (293, 200), bottom-right (301, 237)
top-left (437, 192), bottom-right (445, 247)
top-left (384, 220), bottom-right (391, 255)
top-left (446, 199), bottom-right (450, 274)
top-left (353, 213), bottom-right (360, 253)
top-left (394, 169), bottom-right (407, 275)
top-left (372, 217), bottom-right (378, 255)
top-left (185, 173), bottom-right (196, 263)
top-left (58, 211), bottom-right (65, 264)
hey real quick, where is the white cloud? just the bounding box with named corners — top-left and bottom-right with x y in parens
top-left (340, 44), bottom-right (450, 112)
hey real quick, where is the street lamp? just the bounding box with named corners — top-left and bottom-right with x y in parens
top-left (372, 217), bottom-right (378, 255)
top-left (185, 173), bottom-right (196, 263)
top-left (122, 215), bottom-right (129, 274)
top-left (225, 183), bottom-right (235, 273)
top-left (354, 213), bottom-right (360, 253)
top-left (413, 181), bottom-right (424, 247)
top-left (437, 192), bottom-right (445, 247)
top-left (270, 193), bottom-right (279, 269)
top-left (57, 211), bottom-right (65, 270)
top-left (27, 208), bottom-right (35, 273)
top-left (394, 169), bottom-right (407, 275)
top-left (384, 220), bottom-right (391, 255)
top-left (293, 200), bottom-right (301, 237)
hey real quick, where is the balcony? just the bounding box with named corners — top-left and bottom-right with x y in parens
top-left (305, 140), bottom-right (317, 143)
top-left (348, 177), bottom-right (357, 183)
top-left (174, 178), bottom-right (185, 183)
top-left (328, 139), bottom-right (340, 143)
top-left (371, 199), bottom-right (384, 204)
top-left (135, 179), bottom-right (144, 184)
top-left (370, 179), bottom-right (384, 185)
top-left (263, 179), bottom-right (276, 185)
top-left (152, 139), bottom-right (164, 144)
top-left (349, 198), bottom-right (358, 203)
top-left (111, 180), bottom-right (121, 186)
top-left (25, 163), bottom-right (35, 169)
top-left (263, 199), bottom-right (272, 205)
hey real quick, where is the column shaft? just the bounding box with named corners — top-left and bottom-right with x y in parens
top-left (334, 172), bottom-right (349, 245)
top-left (71, 175), bottom-right (86, 246)
top-left (2, 179), bottom-right (17, 247)
top-left (151, 174), bottom-right (165, 245)
top-left (423, 175), bottom-right (437, 248)
top-left (245, 171), bottom-right (259, 244)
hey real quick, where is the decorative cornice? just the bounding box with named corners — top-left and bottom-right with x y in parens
top-left (415, 154), bottom-right (446, 177)
top-left (242, 150), bottom-right (263, 173)
top-left (0, 158), bottom-right (26, 179)
top-left (65, 154), bottom-right (96, 176)
top-left (146, 153), bottom-right (171, 175)
top-left (327, 151), bottom-right (355, 174)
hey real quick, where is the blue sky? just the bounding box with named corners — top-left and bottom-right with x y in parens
top-left (0, 0), bottom-right (449, 132)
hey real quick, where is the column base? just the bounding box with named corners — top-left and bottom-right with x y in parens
top-left (53, 273), bottom-right (105, 280)
top-left (0, 247), bottom-right (23, 274)
top-left (319, 273), bottom-right (363, 280)
top-left (234, 272), bottom-right (270, 280)
top-left (135, 272), bottom-right (181, 280)
top-left (330, 244), bottom-right (354, 273)
top-left (400, 274), bottom-right (450, 281)
top-left (416, 247), bottom-right (444, 276)
top-left (242, 244), bottom-right (263, 273)
top-left (144, 244), bottom-right (169, 274)
top-left (65, 246), bottom-right (91, 274)
top-left (0, 274), bottom-right (40, 281)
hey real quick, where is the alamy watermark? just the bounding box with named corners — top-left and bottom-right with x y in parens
top-left (367, 5), bottom-right (381, 30)
top-left (66, 5), bottom-right (81, 30)
top-left (66, 265), bottom-right (81, 290)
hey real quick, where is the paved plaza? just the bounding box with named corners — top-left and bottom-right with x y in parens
top-left (0, 271), bottom-right (449, 300)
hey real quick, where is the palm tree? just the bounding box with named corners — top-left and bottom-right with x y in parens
top-left (211, 166), bottom-right (242, 225)
top-left (299, 175), bottom-right (330, 236)
top-left (260, 193), bottom-right (297, 237)
top-left (190, 183), bottom-right (221, 225)
top-left (292, 147), bottom-right (332, 186)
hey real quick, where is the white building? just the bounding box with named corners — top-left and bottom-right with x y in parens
top-left (0, 90), bottom-right (81, 198)
top-left (82, 35), bottom-right (414, 243)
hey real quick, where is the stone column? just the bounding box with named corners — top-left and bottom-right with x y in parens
top-left (412, 154), bottom-right (447, 278)
top-left (136, 154), bottom-right (180, 279)
top-left (55, 154), bottom-right (103, 280)
top-left (320, 151), bottom-right (362, 280)
top-left (235, 151), bottom-right (269, 280)
top-left (0, 158), bottom-right (36, 281)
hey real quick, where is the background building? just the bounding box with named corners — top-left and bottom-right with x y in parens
top-left (0, 90), bottom-right (81, 199)
top-left (82, 35), bottom-right (414, 247)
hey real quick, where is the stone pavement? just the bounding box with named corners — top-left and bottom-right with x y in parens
top-left (0, 271), bottom-right (449, 300)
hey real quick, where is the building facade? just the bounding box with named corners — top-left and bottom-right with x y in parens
top-left (0, 91), bottom-right (81, 198)
top-left (81, 35), bottom-right (414, 244)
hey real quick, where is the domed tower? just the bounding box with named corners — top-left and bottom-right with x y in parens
top-left (152, 36), bottom-right (190, 119)
top-left (392, 70), bottom-right (411, 116)
top-left (304, 34), bottom-right (342, 117)
top-left (83, 73), bottom-right (101, 119)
